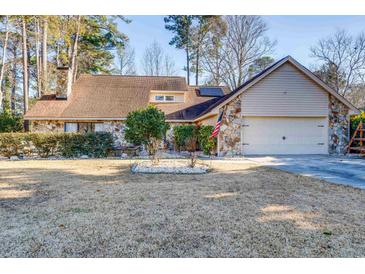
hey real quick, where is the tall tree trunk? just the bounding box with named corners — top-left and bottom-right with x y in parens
top-left (0, 16), bottom-right (9, 111)
top-left (73, 60), bottom-right (78, 83)
top-left (11, 48), bottom-right (17, 115)
top-left (67, 16), bottom-right (81, 96)
top-left (41, 16), bottom-right (48, 95)
top-left (22, 17), bottom-right (29, 116)
top-left (35, 17), bottom-right (41, 98)
top-left (186, 48), bottom-right (190, 85)
top-left (195, 47), bottom-right (200, 86)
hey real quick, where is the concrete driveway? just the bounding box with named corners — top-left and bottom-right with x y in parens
top-left (245, 155), bottom-right (365, 189)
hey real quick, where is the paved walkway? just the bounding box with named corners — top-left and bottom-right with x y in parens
top-left (245, 155), bottom-right (365, 189)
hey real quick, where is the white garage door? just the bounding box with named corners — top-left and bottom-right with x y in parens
top-left (242, 117), bottom-right (328, 155)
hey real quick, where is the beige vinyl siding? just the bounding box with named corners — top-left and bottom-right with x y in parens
top-left (241, 63), bottom-right (329, 116)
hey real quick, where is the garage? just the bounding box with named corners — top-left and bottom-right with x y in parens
top-left (208, 56), bottom-right (358, 157)
top-left (242, 117), bottom-right (328, 155)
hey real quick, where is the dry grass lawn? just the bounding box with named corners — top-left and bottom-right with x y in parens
top-left (0, 159), bottom-right (364, 257)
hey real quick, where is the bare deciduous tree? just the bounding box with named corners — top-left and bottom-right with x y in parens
top-left (201, 16), bottom-right (275, 89)
top-left (163, 54), bottom-right (176, 76)
top-left (141, 41), bottom-right (177, 76)
top-left (311, 29), bottom-right (365, 97)
top-left (116, 42), bottom-right (136, 75)
top-left (222, 16), bottom-right (276, 89)
top-left (346, 84), bottom-right (365, 108)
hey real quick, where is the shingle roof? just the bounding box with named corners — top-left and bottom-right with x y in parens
top-left (156, 86), bottom-right (229, 120)
top-left (24, 75), bottom-right (230, 121)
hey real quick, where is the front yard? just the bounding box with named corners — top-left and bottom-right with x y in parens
top-left (0, 159), bottom-right (364, 257)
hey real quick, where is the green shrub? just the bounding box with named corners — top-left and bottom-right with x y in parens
top-left (59, 133), bottom-right (86, 158)
top-left (0, 132), bottom-right (114, 158)
top-left (59, 132), bottom-right (113, 158)
top-left (0, 133), bottom-right (26, 158)
top-left (29, 133), bottom-right (61, 158)
top-left (125, 105), bottom-right (169, 162)
top-left (173, 125), bottom-right (198, 151)
top-left (351, 111), bottom-right (365, 132)
top-left (0, 112), bottom-right (23, 133)
top-left (84, 132), bottom-right (114, 157)
top-left (197, 125), bottom-right (217, 155)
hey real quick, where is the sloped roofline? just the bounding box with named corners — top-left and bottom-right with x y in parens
top-left (194, 56), bottom-right (359, 122)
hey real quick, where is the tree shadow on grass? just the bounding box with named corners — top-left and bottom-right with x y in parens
top-left (1, 161), bottom-right (365, 257)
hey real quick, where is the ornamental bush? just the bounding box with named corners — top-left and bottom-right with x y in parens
top-left (173, 125), bottom-right (198, 151)
top-left (173, 125), bottom-right (217, 155)
top-left (125, 105), bottom-right (169, 162)
top-left (197, 125), bottom-right (216, 155)
top-left (0, 132), bottom-right (114, 158)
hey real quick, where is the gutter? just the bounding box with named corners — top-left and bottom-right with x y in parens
top-left (24, 117), bottom-right (195, 123)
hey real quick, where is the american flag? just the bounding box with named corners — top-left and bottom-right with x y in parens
top-left (210, 111), bottom-right (224, 139)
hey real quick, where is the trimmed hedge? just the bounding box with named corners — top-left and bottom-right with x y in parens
top-left (173, 125), bottom-right (217, 155)
top-left (0, 133), bottom-right (25, 158)
top-left (0, 132), bottom-right (114, 158)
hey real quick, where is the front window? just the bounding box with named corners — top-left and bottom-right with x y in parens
top-left (64, 123), bottom-right (78, 132)
top-left (165, 95), bottom-right (174, 101)
top-left (94, 123), bottom-right (105, 132)
top-left (64, 122), bottom-right (105, 133)
top-left (155, 95), bottom-right (164, 101)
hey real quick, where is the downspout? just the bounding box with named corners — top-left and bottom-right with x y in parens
top-left (217, 124), bottom-right (220, 157)
top-left (347, 113), bottom-right (351, 153)
top-left (240, 95), bottom-right (243, 156)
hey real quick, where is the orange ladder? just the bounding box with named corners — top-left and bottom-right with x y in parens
top-left (347, 121), bottom-right (365, 156)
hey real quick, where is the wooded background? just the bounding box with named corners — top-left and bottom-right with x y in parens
top-left (0, 15), bottom-right (364, 131)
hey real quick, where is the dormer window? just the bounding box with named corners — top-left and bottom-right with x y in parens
top-left (155, 95), bottom-right (165, 101)
top-left (154, 95), bottom-right (175, 102)
top-left (150, 90), bottom-right (184, 103)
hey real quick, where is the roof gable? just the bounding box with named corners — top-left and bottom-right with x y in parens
top-left (196, 56), bottom-right (359, 120)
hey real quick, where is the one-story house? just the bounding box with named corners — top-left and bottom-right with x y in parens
top-left (24, 56), bottom-right (359, 156)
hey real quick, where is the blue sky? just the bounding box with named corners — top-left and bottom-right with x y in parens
top-left (117, 16), bottom-right (365, 76)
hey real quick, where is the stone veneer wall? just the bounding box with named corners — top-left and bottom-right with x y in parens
top-left (218, 95), bottom-right (242, 157)
top-left (217, 93), bottom-right (350, 156)
top-left (30, 120), bottom-right (193, 150)
top-left (103, 121), bottom-right (127, 147)
top-left (328, 95), bottom-right (350, 154)
top-left (31, 120), bottom-right (65, 132)
top-left (30, 120), bottom-right (127, 148)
